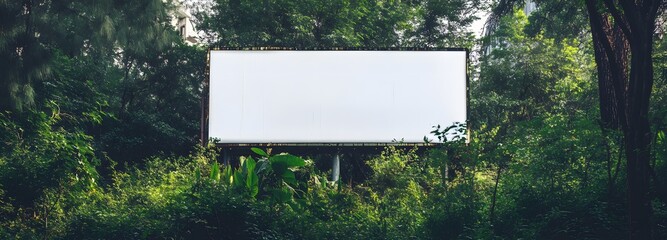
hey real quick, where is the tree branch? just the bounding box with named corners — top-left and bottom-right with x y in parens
top-left (602, 0), bottom-right (632, 41)
top-left (586, 0), bottom-right (623, 79)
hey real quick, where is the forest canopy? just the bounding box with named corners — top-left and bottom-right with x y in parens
top-left (0, 0), bottom-right (666, 239)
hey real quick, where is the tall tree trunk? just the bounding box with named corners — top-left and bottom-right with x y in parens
top-left (119, 55), bottom-right (134, 118)
top-left (489, 164), bottom-right (502, 224)
top-left (585, 0), bottom-right (662, 238)
top-left (625, 120), bottom-right (652, 239)
top-left (625, 30), bottom-right (655, 239)
top-left (585, 0), bottom-right (628, 131)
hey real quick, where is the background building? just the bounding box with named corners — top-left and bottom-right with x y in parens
top-left (171, 0), bottom-right (198, 45)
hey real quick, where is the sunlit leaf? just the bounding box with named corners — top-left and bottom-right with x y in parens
top-left (270, 154), bottom-right (305, 168)
top-left (251, 147), bottom-right (269, 157)
top-left (210, 161), bottom-right (220, 181)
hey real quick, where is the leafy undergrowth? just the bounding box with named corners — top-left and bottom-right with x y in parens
top-left (1, 143), bottom-right (644, 239)
top-left (2, 108), bottom-right (663, 239)
top-left (0, 139), bottom-right (483, 239)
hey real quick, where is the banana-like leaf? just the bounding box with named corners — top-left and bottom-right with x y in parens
top-left (246, 156), bottom-right (256, 173)
top-left (246, 171), bottom-right (259, 197)
top-left (222, 165), bottom-right (233, 184)
top-left (251, 147), bottom-right (269, 157)
top-left (233, 170), bottom-right (245, 188)
top-left (270, 154), bottom-right (305, 168)
top-left (210, 161), bottom-right (220, 181)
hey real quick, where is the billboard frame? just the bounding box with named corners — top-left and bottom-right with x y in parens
top-left (201, 47), bottom-right (469, 148)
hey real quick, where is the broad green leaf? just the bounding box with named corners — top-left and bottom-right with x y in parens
top-left (251, 147), bottom-right (269, 157)
top-left (270, 154), bottom-right (305, 168)
top-left (233, 170), bottom-right (245, 188)
top-left (246, 171), bottom-right (259, 197)
top-left (271, 161), bottom-right (288, 176)
top-left (256, 159), bottom-right (270, 174)
top-left (282, 170), bottom-right (297, 186)
top-left (210, 161), bottom-right (220, 181)
top-left (239, 157), bottom-right (246, 170)
top-left (246, 156), bottom-right (256, 173)
top-left (222, 165), bottom-right (233, 184)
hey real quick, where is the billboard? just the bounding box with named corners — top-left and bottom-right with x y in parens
top-left (207, 49), bottom-right (467, 145)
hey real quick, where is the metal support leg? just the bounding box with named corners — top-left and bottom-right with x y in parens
top-left (223, 149), bottom-right (231, 166)
top-left (332, 153), bottom-right (340, 182)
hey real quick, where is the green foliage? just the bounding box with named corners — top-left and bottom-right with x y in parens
top-left (197, 0), bottom-right (481, 48)
top-left (2, 0), bottom-right (667, 239)
top-left (99, 44), bottom-right (206, 164)
top-left (477, 9), bottom-right (595, 127)
top-left (0, 0), bottom-right (175, 111)
top-left (365, 147), bottom-right (432, 239)
top-left (0, 139), bottom-right (476, 239)
top-left (253, 149), bottom-right (306, 202)
top-left (524, 0), bottom-right (589, 42)
top-left (0, 0), bottom-right (203, 166)
top-left (0, 107), bottom-right (99, 206)
top-left (59, 148), bottom-right (271, 239)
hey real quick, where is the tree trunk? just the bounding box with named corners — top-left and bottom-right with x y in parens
top-left (119, 55), bottom-right (134, 118)
top-left (489, 164), bottom-right (502, 224)
top-left (585, 0), bottom-right (628, 130)
top-left (625, 31), bottom-right (655, 239)
top-left (585, 0), bottom-right (662, 238)
top-left (625, 123), bottom-right (652, 239)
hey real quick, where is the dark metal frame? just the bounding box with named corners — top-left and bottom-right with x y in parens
top-left (201, 47), bottom-right (470, 149)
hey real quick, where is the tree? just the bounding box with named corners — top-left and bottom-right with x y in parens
top-left (99, 44), bottom-right (206, 163)
top-left (197, 0), bottom-right (481, 48)
top-left (477, 9), bottom-right (599, 235)
top-left (584, 1), bottom-right (663, 238)
top-left (0, 0), bottom-right (174, 112)
top-left (487, 0), bottom-right (665, 238)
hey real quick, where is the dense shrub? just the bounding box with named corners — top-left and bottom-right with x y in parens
top-left (1, 103), bottom-right (666, 239)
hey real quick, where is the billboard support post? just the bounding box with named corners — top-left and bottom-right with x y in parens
top-left (200, 50), bottom-right (211, 146)
top-left (223, 148), bottom-right (231, 165)
top-left (332, 152), bottom-right (340, 182)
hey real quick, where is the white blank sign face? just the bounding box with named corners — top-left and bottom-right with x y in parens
top-left (209, 50), bottom-right (466, 143)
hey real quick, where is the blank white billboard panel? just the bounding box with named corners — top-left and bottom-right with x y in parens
top-left (209, 50), bottom-right (466, 143)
